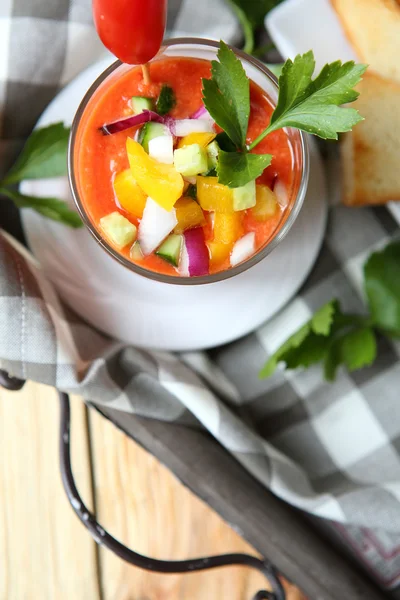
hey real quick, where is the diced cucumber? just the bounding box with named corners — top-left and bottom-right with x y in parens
top-left (139, 122), bottom-right (168, 153)
top-left (206, 140), bottom-right (219, 170)
top-left (233, 180), bottom-right (256, 211)
top-left (131, 96), bottom-right (154, 115)
top-left (130, 240), bottom-right (144, 261)
top-left (156, 234), bottom-right (183, 267)
top-left (100, 212), bottom-right (137, 249)
top-left (173, 144), bottom-right (208, 177)
top-left (148, 135), bottom-right (174, 164)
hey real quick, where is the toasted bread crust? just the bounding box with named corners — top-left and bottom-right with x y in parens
top-left (340, 72), bottom-right (400, 206)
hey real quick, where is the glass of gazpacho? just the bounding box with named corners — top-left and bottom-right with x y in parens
top-left (69, 39), bottom-right (309, 286)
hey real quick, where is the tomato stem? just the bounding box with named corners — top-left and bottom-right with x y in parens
top-left (141, 64), bottom-right (151, 86)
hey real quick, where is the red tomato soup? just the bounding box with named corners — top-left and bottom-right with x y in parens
top-left (74, 57), bottom-right (298, 278)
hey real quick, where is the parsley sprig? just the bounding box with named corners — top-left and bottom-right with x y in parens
top-left (260, 241), bottom-right (400, 382)
top-left (0, 122), bottom-right (82, 228)
top-left (202, 42), bottom-right (367, 188)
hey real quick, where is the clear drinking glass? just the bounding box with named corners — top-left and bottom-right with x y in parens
top-left (68, 38), bottom-right (309, 286)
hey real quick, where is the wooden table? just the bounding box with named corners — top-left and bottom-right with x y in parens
top-left (0, 382), bottom-right (303, 600)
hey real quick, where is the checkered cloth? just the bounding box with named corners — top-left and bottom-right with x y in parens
top-left (2, 0), bottom-right (400, 593)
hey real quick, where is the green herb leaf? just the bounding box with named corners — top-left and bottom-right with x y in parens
top-left (249, 53), bottom-right (367, 149)
top-left (186, 184), bottom-right (197, 200)
top-left (364, 241), bottom-right (400, 337)
top-left (202, 41), bottom-right (250, 149)
top-left (269, 53), bottom-right (367, 139)
top-left (217, 149), bottom-right (272, 188)
top-left (259, 299), bottom-right (339, 378)
top-left (215, 131), bottom-right (237, 153)
top-left (0, 187), bottom-right (82, 228)
top-left (156, 85), bottom-right (176, 116)
top-left (1, 122), bottom-right (70, 185)
top-left (324, 327), bottom-right (377, 381)
top-left (224, 0), bottom-right (284, 54)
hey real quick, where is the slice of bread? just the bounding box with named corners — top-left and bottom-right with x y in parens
top-left (331, 0), bottom-right (400, 83)
top-left (341, 71), bottom-right (400, 206)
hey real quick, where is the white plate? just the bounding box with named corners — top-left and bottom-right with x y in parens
top-left (266, 0), bottom-right (400, 225)
top-left (21, 58), bottom-right (328, 351)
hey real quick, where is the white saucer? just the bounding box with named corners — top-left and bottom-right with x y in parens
top-left (21, 58), bottom-right (328, 351)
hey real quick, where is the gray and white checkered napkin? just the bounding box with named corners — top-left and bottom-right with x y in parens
top-left (2, 0), bottom-right (400, 592)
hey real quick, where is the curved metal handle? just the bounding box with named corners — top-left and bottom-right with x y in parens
top-left (59, 393), bottom-right (286, 600)
top-left (0, 370), bottom-right (285, 600)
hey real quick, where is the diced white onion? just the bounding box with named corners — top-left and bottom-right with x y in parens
top-left (138, 197), bottom-right (177, 255)
top-left (179, 240), bottom-right (190, 276)
top-left (174, 119), bottom-right (215, 137)
top-left (274, 179), bottom-right (289, 208)
top-left (230, 232), bottom-right (256, 267)
top-left (148, 135), bottom-right (174, 164)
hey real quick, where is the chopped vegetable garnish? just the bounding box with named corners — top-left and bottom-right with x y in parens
top-left (131, 96), bottom-right (154, 115)
top-left (100, 110), bottom-right (164, 135)
top-left (156, 85), bottom-right (176, 115)
top-left (138, 197), bottom-right (177, 255)
top-left (100, 212), bottom-right (137, 249)
top-left (148, 134), bottom-right (174, 164)
top-left (197, 176), bottom-right (234, 213)
top-left (174, 144), bottom-right (208, 177)
top-left (250, 185), bottom-right (278, 221)
top-left (130, 240), bottom-right (144, 261)
top-left (126, 138), bottom-right (184, 211)
top-left (184, 228), bottom-right (209, 277)
top-left (113, 169), bottom-right (147, 218)
top-left (177, 132), bottom-right (216, 150)
top-left (233, 180), bottom-right (256, 211)
top-left (156, 234), bottom-right (183, 266)
top-left (214, 213), bottom-right (243, 245)
top-left (174, 197), bottom-right (206, 233)
top-left (230, 232), bottom-right (255, 266)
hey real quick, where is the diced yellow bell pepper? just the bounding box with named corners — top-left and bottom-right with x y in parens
top-left (250, 185), bottom-right (278, 221)
top-left (126, 138), bottom-right (184, 211)
top-left (113, 169), bottom-right (147, 219)
top-left (213, 213), bottom-right (242, 245)
top-left (197, 176), bottom-right (234, 213)
top-left (174, 197), bottom-right (206, 233)
top-left (178, 132), bottom-right (216, 149)
top-left (207, 241), bottom-right (232, 266)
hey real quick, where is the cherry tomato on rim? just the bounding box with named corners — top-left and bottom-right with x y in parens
top-left (92, 0), bottom-right (167, 65)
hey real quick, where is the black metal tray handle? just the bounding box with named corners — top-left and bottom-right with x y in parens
top-left (1, 369), bottom-right (285, 600)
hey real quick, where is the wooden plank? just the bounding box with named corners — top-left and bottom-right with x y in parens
top-left (0, 383), bottom-right (100, 600)
top-left (90, 408), bottom-right (292, 600)
top-left (94, 407), bottom-right (387, 600)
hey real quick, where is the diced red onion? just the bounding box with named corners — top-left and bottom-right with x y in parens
top-left (100, 110), bottom-right (164, 135)
top-left (184, 228), bottom-right (209, 277)
top-left (191, 105), bottom-right (212, 120)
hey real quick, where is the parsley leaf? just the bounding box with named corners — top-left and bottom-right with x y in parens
top-left (324, 327), bottom-right (377, 381)
top-left (259, 300), bottom-right (339, 378)
top-left (364, 240), bottom-right (400, 337)
top-left (156, 85), bottom-right (176, 116)
top-left (202, 41), bottom-right (250, 150)
top-left (1, 122), bottom-right (70, 185)
top-left (249, 53), bottom-right (367, 149)
top-left (0, 187), bottom-right (82, 229)
top-left (259, 299), bottom-right (377, 382)
top-left (217, 149), bottom-right (272, 188)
